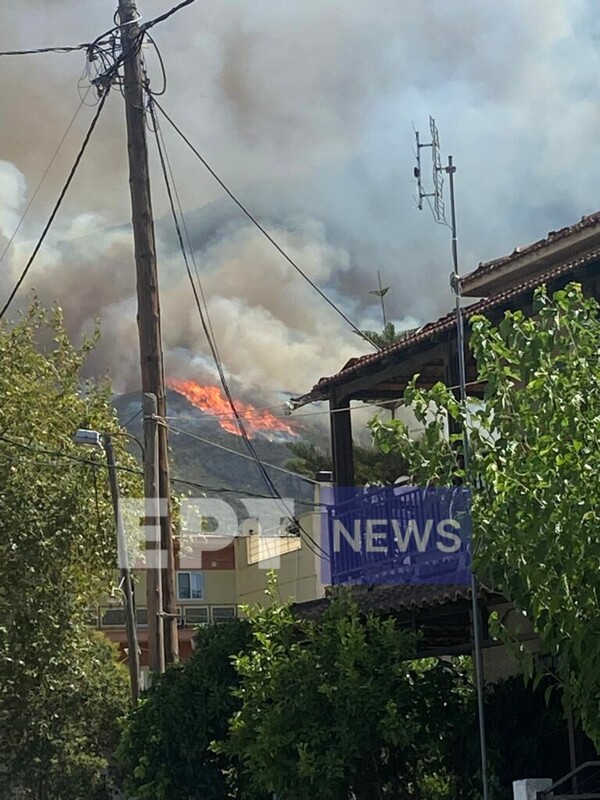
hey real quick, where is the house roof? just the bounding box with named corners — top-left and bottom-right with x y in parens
top-left (460, 211), bottom-right (600, 298)
top-left (293, 582), bottom-right (501, 621)
top-left (292, 246), bottom-right (600, 406)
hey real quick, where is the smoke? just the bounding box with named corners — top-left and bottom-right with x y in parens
top-left (1, 0), bottom-right (599, 408)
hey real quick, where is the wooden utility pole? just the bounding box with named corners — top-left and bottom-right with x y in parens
top-left (143, 392), bottom-right (165, 674)
top-left (104, 434), bottom-right (141, 703)
top-left (118, 0), bottom-right (179, 667)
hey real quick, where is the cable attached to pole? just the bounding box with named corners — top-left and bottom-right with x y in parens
top-left (151, 97), bottom-right (377, 351)
top-left (149, 99), bottom-right (329, 560)
top-left (0, 89), bottom-right (91, 267)
top-left (0, 44), bottom-right (90, 56)
top-left (142, 0), bottom-right (199, 31)
top-left (0, 89), bottom-right (111, 321)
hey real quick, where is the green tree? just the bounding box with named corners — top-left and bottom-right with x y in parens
top-left (0, 303), bottom-right (133, 798)
top-left (117, 620), bottom-right (262, 800)
top-left (223, 586), bottom-right (473, 800)
top-left (370, 282), bottom-right (600, 748)
top-left (286, 440), bottom-right (411, 485)
top-left (358, 322), bottom-right (418, 349)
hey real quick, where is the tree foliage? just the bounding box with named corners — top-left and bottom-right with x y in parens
top-left (370, 283), bottom-right (600, 747)
top-left (116, 588), bottom-right (583, 800)
top-left (117, 620), bottom-right (261, 800)
top-left (223, 587), bottom-right (473, 800)
top-left (286, 440), bottom-right (412, 486)
top-left (358, 322), bottom-right (418, 349)
top-left (0, 304), bottom-right (133, 798)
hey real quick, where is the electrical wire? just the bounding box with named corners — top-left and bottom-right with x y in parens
top-left (164, 383), bottom-right (485, 423)
top-left (0, 88), bottom-right (91, 267)
top-left (149, 103), bottom-right (329, 561)
top-left (142, 0), bottom-right (199, 31)
top-left (0, 44), bottom-right (90, 56)
top-left (153, 111), bottom-right (328, 557)
top-left (169, 424), bottom-right (319, 484)
top-left (0, 89), bottom-right (111, 321)
top-left (147, 96), bottom-right (220, 361)
top-left (0, 432), bottom-right (316, 505)
top-left (164, 397), bottom-right (401, 423)
top-left (151, 97), bottom-right (376, 351)
top-left (122, 407), bottom-right (143, 428)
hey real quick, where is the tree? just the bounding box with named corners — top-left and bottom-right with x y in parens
top-left (286, 440), bottom-right (412, 485)
top-left (0, 303), bottom-right (133, 798)
top-left (358, 322), bottom-right (418, 349)
top-left (117, 620), bottom-right (263, 800)
top-left (223, 586), bottom-right (473, 800)
top-left (370, 283), bottom-right (600, 748)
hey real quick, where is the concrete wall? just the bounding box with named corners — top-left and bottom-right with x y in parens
top-left (482, 602), bottom-right (540, 684)
top-left (235, 510), bottom-right (326, 607)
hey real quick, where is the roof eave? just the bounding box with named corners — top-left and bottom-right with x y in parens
top-left (461, 221), bottom-right (600, 297)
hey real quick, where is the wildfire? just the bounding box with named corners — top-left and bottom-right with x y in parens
top-left (168, 379), bottom-right (298, 439)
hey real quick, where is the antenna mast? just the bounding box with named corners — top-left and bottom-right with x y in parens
top-left (414, 117), bottom-right (490, 800)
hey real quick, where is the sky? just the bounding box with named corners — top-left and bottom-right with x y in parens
top-left (0, 0), bottom-right (599, 406)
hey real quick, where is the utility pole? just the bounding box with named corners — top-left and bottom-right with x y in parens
top-left (118, 0), bottom-right (179, 667)
top-left (414, 120), bottom-right (489, 800)
top-left (446, 154), bottom-right (490, 800)
top-left (104, 434), bottom-right (141, 704)
top-left (143, 392), bottom-right (165, 674)
top-left (369, 271), bottom-right (389, 329)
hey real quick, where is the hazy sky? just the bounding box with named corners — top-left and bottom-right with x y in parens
top-left (1, 0), bottom-right (598, 402)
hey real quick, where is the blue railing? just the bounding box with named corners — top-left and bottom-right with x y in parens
top-left (323, 485), bottom-right (471, 586)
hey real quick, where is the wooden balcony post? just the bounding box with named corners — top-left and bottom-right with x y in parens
top-left (330, 390), bottom-right (355, 488)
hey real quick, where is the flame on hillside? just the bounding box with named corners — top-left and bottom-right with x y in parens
top-left (168, 379), bottom-right (298, 439)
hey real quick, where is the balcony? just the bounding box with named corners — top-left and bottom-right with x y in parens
top-left (322, 485), bottom-right (471, 587)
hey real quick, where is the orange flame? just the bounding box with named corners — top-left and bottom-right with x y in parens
top-left (168, 379), bottom-right (297, 439)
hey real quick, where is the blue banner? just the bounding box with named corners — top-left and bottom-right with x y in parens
top-left (320, 485), bottom-right (472, 586)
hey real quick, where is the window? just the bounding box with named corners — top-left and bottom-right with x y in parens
top-left (177, 571), bottom-right (204, 601)
top-left (100, 607), bottom-right (126, 627)
top-left (136, 607), bottom-right (148, 627)
top-left (184, 606), bottom-right (209, 625)
top-left (212, 606), bottom-right (236, 623)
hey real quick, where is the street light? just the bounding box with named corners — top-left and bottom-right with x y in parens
top-left (74, 428), bottom-right (141, 706)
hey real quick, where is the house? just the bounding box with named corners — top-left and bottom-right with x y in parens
top-left (95, 209), bottom-right (600, 686)
top-left (291, 210), bottom-right (600, 490)
top-left (284, 209), bottom-right (600, 684)
top-left (89, 542), bottom-right (238, 680)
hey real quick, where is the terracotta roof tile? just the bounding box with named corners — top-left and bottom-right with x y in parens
top-left (295, 247), bottom-right (600, 403)
top-left (461, 211), bottom-right (600, 290)
top-left (293, 582), bottom-right (499, 620)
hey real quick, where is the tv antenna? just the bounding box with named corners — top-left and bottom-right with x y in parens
top-left (413, 116), bottom-right (448, 226)
top-left (413, 117), bottom-right (490, 800)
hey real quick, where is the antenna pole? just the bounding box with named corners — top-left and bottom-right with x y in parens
top-left (118, 0), bottom-right (179, 670)
top-left (377, 271), bottom-right (387, 328)
top-left (446, 153), bottom-right (490, 800)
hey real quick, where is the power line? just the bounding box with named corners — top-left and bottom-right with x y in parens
top-left (0, 88), bottom-right (91, 267)
top-left (0, 432), bottom-right (315, 505)
top-left (164, 396), bottom-right (404, 423)
top-left (0, 44), bottom-right (90, 56)
top-left (151, 97), bottom-right (376, 351)
top-left (149, 103), bottom-right (329, 561)
top-left (122, 407), bottom-right (143, 428)
top-left (169, 424), bottom-right (319, 485)
top-left (0, 89), bottom-right (111, 321)
top-left (142, 0), bottom-right (199, 31)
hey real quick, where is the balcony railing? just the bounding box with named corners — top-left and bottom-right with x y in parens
top-left (323, 485), bottom-right (471, 587)
top-left (88, 604), bottom-right (238, 629)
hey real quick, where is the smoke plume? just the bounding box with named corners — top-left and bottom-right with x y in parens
top-left (1, 0), bottom-right (599, 408)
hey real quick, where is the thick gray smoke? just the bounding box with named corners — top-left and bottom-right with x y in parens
top-left (1, 0), bottom-right (598, 404)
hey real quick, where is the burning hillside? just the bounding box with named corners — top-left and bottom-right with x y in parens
top-left (168, 379), bottom-right (298, 440)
